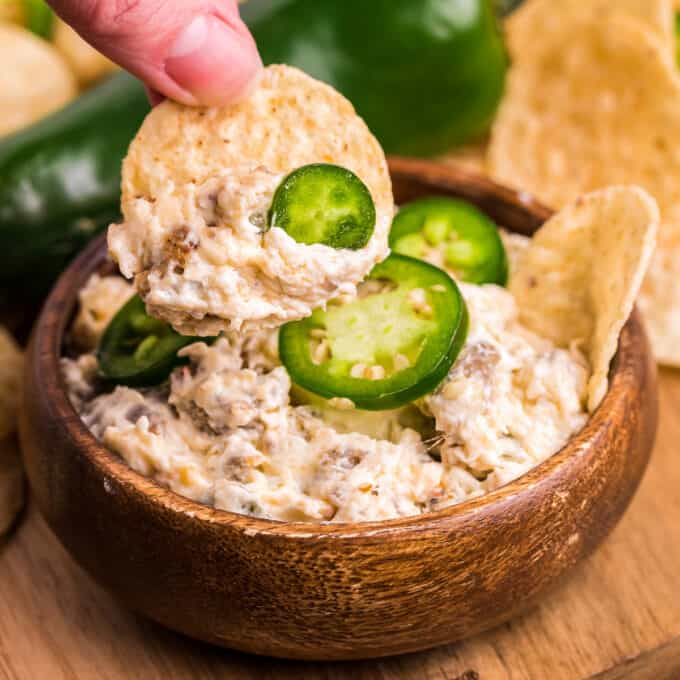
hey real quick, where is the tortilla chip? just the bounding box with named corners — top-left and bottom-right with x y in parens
top-left (0, 327), bottom-right (23, 441)
top-left (122, 64), bottom-right (392, 229)
top-left (0, 22), bottom-right (76, 137)
top-left (53, 17), bottom-right (117, 87)
top-left (0, 327), bottom-right (26, 535)
top-left (505, 0), bottom-right (675, 65)
top-left (0, 436), bottom-right (23, 536)
top-left (489, 14), bottom-right (680, 364)
top-left (511, 187), bottom-right (658, 412)
top-left (637, 247), bottom-right (680, 366)
top-left (115, 64), bottom-right (393, 334)
top-left (0, 2), bottom-right (23, 23)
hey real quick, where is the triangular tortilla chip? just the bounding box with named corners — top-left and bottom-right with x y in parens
top-left (511, 187), bottom-right (658, 412)
top-left (505, 0), bottom-right (675, 66)
top-left (489, 14), bottom-right (680, 364)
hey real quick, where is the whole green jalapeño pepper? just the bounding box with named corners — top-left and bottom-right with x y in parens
top-left (242, 0), bottom-right (508, 156)
top-left (0, 72), bottom-right (149, 294)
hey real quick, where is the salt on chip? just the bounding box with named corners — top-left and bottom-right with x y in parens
top-left (511, 186), bottom-right (658, 412)
top-left (112, 64), bottom-right (392, 335)
top-left (488, 14), bottom-right (680, 365)
top-left (0, 23), bottom-right (77, 137)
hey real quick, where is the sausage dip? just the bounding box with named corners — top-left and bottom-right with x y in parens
top-left (62, 231), bottom-right (590, 523)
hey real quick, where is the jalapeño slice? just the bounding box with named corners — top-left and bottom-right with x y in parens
top-left (390, 196), bottom-right (508, 285)
top-left (279, 254), bottom-right (468, 410)
top-left (269, 163), bottom-right (376, 249)
top-left (97, 294), bottom-right (213, 387)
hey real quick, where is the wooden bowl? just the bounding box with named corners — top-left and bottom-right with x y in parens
top-left (19, 158), bottom-right (658, 661)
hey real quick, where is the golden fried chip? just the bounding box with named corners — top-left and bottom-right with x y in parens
top-left (511, 186), bottom-right (658, 412)
top-left (53, 17), bottom-right (117, 87)
top-left (489, 14), bottom-right (680, 364)
top-left (0, 327), bottom-right (23, 440)
top-left (0, 2), bottom-right (23, 23)
top-left (0, 327), bottom-right (26, 535)
top-left (0, 436), bottom-right (23, 536)
top-left (113, 64), bottom-right (393, 334)
top-left (505, 0), bottom-right (675, 65)
top-left (0, 22), bottom-right (76, 137)
top-left (122, 64), bottom-right (391, 222)
top-left (637, 247), bottom-right (680, 366)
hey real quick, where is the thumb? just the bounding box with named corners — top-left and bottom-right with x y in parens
top-left (47, 0), bottom-right (262, 106)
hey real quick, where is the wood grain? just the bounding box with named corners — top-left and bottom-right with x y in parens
top-left (17, 160), bottom-right (658, 660)
top-left (2, 369), bottom-right (680, 678)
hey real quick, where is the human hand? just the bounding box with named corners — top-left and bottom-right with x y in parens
top-left (47, 0), bottom-right (262, 106)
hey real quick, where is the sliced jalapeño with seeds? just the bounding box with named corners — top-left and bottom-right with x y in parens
top-left (390, 196), bottom-right (508, 285)
top-left (279, 254), bottom-right (468, 410)
top-left (269, 163), bottom-right (376, 249)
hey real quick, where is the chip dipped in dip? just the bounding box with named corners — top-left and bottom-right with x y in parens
top-left (108, 65), bottom-right (392, 336)
top-left (63, 158), bottom-right (658, 522)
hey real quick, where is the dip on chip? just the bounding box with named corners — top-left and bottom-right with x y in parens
top-left (108, 64), bottom-right (393, 335)
top-left (489, 4), bottom-right (680, 365)
top-left (0, 23), bottom-right (77, 137)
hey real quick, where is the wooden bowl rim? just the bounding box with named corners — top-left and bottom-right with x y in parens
top-left (33, 157), bottom-right (649, 540)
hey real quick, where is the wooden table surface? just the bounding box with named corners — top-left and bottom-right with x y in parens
top-left (1, 368), bottom-right (680, 680)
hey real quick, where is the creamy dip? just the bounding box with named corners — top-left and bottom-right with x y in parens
top-left (63, 237), bottom-right (590, 523)
top-left (108, 165), bottom-right (390, 336)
